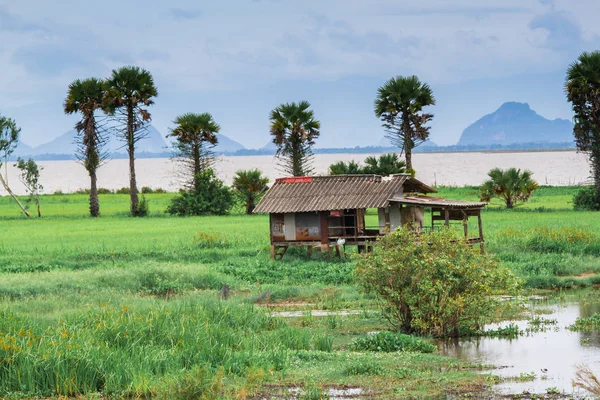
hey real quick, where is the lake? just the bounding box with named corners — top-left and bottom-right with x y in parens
top-left (0, 150), bottom-right (591, 195)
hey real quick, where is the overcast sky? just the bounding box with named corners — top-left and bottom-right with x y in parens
top-left (1, 0), bottom-right (598, 148)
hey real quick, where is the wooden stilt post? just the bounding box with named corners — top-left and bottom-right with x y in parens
top-left (444, 208), bottom-right (450, 227)
top-left (478, 211), bottom-right (485, 254)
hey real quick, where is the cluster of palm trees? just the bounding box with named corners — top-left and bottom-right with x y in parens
top-left (64, 67), bottom-right (157, 217)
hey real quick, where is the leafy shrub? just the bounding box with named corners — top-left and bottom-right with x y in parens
top-left (153, 187), bottom-right (167, 193)
top-left (132, 194), bottom-right (150, 217)
top-left (138, 270), bottom-right (184, 298)
top-left (574, 186), bottom-right (600, 211)
top-left (116, 187), bottom-right (130, 194)
top-left (74, 188), bottom-right (90, 194)
top-left (349, 331), bottom-right (435, 353)
top-left (141, 186), bottom-right (154, 194)
top-left (569, 313), bottom-right (600, 332)
top-left (97, 188), bottom-right (113, 194)
top-left (166, 169), bottom-right (233, 216)
top-left (355, 228), bottom-right (520, 337)
top-left (53, 189), bottom-right (64, 195)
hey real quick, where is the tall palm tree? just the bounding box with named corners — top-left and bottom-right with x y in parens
top-left (565, 51), bottom-right (600, 203)
top-left (167, 113), bottom-right (219, 190)
top-left (232, 169), bottom-right (269, 214)
top-left (479, 168), bottom-right (539, 209)
top-left (103, 66), bottom-right (158, 216)
top-left (374, 76), bottom-right (435, 170)
top-left (328, 160), bottom-right (362, 175)
top-left (270, 101), bottom-right (320, 176)
top-left (64, 78), bottom-right (106, 217)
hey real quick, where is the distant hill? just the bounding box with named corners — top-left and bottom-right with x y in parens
top-left (17, 125), bottom-right (246, 158)
top-left (457, 102), bottom-right (573, 146)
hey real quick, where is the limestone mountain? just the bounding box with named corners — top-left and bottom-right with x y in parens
top-left (457, 102), bottom-right (573, 146)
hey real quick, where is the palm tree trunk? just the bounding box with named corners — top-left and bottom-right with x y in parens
top-left (127, 106), bottom-right (139, 215)
top-left (193, 140), bottom-right (200, 190)
top-left (89, 170), bottom-right (100, 217)
top-left (402, 112), bottom-right (413, 170)
top-left (0, 173), bottom-right (30, 217)
top-left (292, 141), bottom-right (302, 176)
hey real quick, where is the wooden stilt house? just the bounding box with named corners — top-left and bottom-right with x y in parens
top-left (253, 174), bottom-right (487, 259)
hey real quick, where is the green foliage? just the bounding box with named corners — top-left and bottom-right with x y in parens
top-left (568, 313), bottom-right (600, 332)
top-left (97, 188), bottom-right (113, 194)
top-left (270, 101), bottom-right (320, 176)
top-left (0, 114), bottom-right (21, 163)
top-left (328, 160), bottom-right (362, 175)
top-left (574, 186), bottom-right (600, 211)
top-left (481, 323), bottom-right (522, 338)
top-left (374, 75), bottom-right (435, 169)
top-left (355, 228), bottom-right (520, 337)
top-left (116, 187), bottom-right (130, 194)
top-left (349, 331), bottom-right (435, 353)
top-left (328, 153), bottom-right (407, 176)
top-left (133, 194), bottom-right (150, 217)
top-left (343, 359), bottom-right (385, 375)
top-left (565, 51), bottom-right (600, 199)
top-left (141, 186), bottom-right (154, 194)
top-left (232, 169), bottom-right (269, 214)
top-left (14, 158), bottom-right (43, 216)
top-left (480, 167), bottom-right (539, 208)
top-left (166, 169), bottom-right (233, 216)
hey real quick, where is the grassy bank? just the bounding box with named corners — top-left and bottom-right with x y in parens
top-left (0, 186), bottom-right (598, 398)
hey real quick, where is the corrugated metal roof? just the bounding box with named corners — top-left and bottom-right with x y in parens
top-left (389, 195), bottom-right (488, 209)
top-left (254, 174), bottom-right (435, 214)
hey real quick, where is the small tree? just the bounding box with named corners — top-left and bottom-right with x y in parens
top-left (167, 113), bottom-right (219, 190)
top-left (0, 115), bottom-right (30, 217)
top-left (479, 167), bottom-right (539, 208)
top-left (166, 169), bottom-right (233, 216)
top-left (374, 76), bottom-right (435, 170)
top-left (355, 228), bottom-right (519, 337)
top-left (270, 101), bottom-right (320, 176)
top-left (232, 169), bottom-right (269, 214)
top-left (14, 158), bottom-right (43, 217)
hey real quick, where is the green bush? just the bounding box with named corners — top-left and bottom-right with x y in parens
top-left (355, 228), bottom-right (520, 337)
top-left (349, 331), bottom-right (435, 353)
top-left (132, 194), bottom-right (150, 217)
top-left (141, 186), bottom-right (154, 194)
top-left (343, 359), bottom-right (384, 375)
top-left (574, 186), bottom-right (600, 211)
top-left (97, 188), bottom-right (113, 194)
top-left (115, 187), bottom-right (130, 194)
top-left (153, 187), bottom-right (167, 194)
top-left (166, 170), bottom-right (233, 216)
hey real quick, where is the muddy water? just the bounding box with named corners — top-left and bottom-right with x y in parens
top-left (438, 296), bottom-right (600, 396)
top-left (0, 150), bottom-right (590, 195)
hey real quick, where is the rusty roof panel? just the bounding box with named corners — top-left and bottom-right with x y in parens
top-left (254, 174), bottom-right (435, 213)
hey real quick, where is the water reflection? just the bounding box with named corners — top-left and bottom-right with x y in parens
top-left (438, 298), bottom-right (600, 396)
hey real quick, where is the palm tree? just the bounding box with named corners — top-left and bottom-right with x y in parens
top-left (565, 51), bottom-right (600, 203)
top-left (167, 113), bottom-right (220, 190)
top-left (374, 76), bottom-right (435, 170)
top-left (270, 101), bottom-right (320, 176)
top-left (328, 160), bottom-right (362, 175)
top-left (64, 78), bottom-right (106, 217)
top-left (363, 153), bottom-right (407, 176)
top-left (232, 169), bottom-right (269, 214)
top-left (479, 168), bottom-right (539, 208)
top-left (103, 66), bottom-right (158, 216)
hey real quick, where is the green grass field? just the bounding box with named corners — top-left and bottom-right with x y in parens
top-left (0, 187), bottom-right (598, 398)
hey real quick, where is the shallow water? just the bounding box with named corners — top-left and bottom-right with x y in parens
top-left (0, 150), bottom-right (590, 195)
top-left (438, 296), bottom-right (600, 397)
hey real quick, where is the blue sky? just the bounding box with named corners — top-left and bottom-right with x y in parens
top-left (0, 0), bottom-right (598, 148)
